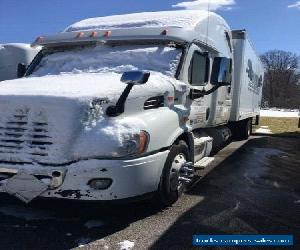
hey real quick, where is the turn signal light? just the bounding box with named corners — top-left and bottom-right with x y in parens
top-left (75, 32), bottom-right (84, 38)
top-left (90, 31), bottom-right (98, 38)
top-left (104, 31), bottom-right (112, 37)
top-left (138, 131), bottom-right (149, 154)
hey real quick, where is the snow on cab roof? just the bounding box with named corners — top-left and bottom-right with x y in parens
top-left (65, 10), bottom-right (220, 32)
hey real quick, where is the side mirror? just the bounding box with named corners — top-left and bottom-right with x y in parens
top-left (17, 63), bottom-right (27, 78)
top-left (106, 71), bottom-right (151, 117)
top-left (121, 71), bottom-right (150, 85)
top-left (211, 57), bottom-right (232, 86)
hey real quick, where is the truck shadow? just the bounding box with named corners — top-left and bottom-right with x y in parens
top-left (0, 192), bottom-right (163, 249)
top-left (251, 131), bottom-right (300, 139)
top-left (150, 136), bottom-right (300, 250)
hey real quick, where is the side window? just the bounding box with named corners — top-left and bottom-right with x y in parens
top-left (188, 51), bottom-right (210, 86)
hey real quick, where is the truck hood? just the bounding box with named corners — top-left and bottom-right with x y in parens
top-left (0, 72), bottom-right (185, 165)
top-left (0, 72), bottom-right (178, 100)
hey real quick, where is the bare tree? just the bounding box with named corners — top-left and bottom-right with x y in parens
top-left (261, 50), bottom-right (300, 108)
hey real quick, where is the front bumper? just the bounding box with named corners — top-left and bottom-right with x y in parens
top-left (0, 150), bottom-right (169, 201)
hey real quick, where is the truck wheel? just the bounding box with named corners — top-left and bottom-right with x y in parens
top-left (157, 141), bottom-right (193, 206)
top-left (232, 118), bottom-right (251, 140)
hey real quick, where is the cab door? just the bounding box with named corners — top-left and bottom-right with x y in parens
top-left (213, 31), bottom-right (233, 125)
top-left (180, 43), bottom-right (233, 128)
top-left (180, 44), bottom-right (214, 129)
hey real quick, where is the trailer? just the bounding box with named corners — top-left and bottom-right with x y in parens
top-left (0, 43), bottom-right (40, 81)
top-left (229, 30), bottom-right (264, 139)
top-left (0, 10), bottom-right (264, 205)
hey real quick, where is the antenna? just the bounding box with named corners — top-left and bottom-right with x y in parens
top-left (205, 0), bottom-right (211, 45)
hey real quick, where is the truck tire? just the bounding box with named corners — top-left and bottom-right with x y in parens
top-left (157, 140), bottom-right (191, 206)
top-left (232, 118), bottom-right (251, 140)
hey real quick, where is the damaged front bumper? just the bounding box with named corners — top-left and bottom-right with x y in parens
top-left (0, 150), bottom-right (169, 202)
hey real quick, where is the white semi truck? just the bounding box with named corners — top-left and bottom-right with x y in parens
top-left (0, 43), bottom-right (40, 81)
top-left (0, 10), bottom-right (264, 205)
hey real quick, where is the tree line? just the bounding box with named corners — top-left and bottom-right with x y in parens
top-left (261, 50), bottom-right (300, 109)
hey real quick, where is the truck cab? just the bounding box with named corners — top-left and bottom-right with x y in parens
top-left (0, 10), bottom-right (264, 205)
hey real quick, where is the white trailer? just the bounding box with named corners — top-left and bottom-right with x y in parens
top-left (229, 30), bottom-right (264, 138)
top-left (0, 10), bottom-right (264, 205)
top-left (0, 43), bottom-right (40, 81)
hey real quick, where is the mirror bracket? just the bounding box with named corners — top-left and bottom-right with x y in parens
top-left (106, 71), bottom-right (150, 117)
top-left (190, 82), bottom-right (230, 100)
top-left (189, 89), bottom-right (204, 100)
top-left (106, 83), bottom-right (134, 117)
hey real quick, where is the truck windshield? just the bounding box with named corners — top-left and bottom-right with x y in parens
top-left (27, 44), bottom-right (182, 77)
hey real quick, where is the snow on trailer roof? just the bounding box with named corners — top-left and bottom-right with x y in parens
top-left (32, 11), bottom-right (230, 52)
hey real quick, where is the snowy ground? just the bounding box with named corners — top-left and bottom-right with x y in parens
top-left (260, 109), bottom-right (299, 118)
top-left (255, 126), bottom-right (273, 134)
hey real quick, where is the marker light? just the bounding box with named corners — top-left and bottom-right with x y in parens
top-left (138, 131), bottom-right (149, 154)
top-left (35, 36), bottom-right (44, 43)
top-left (167, 96), bottom-right (174, 102)
top-left (167, 96), bottom-right (175, 107)
top-left (161, 29), bottom-right (168, 35)
top-left (104, 31), bottom-right (112, 37)
top-left (90, 31), bottom-right (98, 38)
top-left (75, 32), bottom-right (84, 38)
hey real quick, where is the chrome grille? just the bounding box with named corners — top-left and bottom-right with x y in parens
top-left (0, 110), bottom-right (52, 158)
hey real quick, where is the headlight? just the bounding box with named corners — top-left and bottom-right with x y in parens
top-left (114, 130), bottom-right (150, 157)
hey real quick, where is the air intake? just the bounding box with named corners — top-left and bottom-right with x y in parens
top-left (144, 96), bottom-right (164, 110)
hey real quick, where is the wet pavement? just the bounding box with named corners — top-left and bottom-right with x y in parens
top-left (0, 135), bottom-right (299, 250)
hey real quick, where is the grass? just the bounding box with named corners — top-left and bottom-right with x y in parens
top-left (253, 117), bottom-right (300, 136)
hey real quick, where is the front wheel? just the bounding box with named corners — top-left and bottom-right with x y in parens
top-left (157, 141), bottom-right (194, 206)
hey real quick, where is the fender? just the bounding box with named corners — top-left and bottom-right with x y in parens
top-left (169, 130), bottom-right (195, 163)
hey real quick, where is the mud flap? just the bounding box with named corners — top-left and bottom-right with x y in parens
top-left (3, 172), bottom-right (48, 203)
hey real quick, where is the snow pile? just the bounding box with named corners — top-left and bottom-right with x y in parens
top-left (65, 10), bottom-right (211, 32)
top-left (118, 240), bottom-right (135, 250)
top-left (32, 45), bottom-right (181, 77)
top-left (0, 72), bottom-right (183, 163)
top-left (260, 109), bottom-right (299, 118)
top-left (255, 126), bottom-right (272, 134)
top-left (74, 116), bottom-right (147, 158)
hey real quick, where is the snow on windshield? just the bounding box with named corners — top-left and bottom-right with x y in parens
top-left (31, 45), bottom-right (182, 77)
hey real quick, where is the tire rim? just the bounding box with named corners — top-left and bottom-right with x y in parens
top-left (169, 153), bottom-right (187, 192)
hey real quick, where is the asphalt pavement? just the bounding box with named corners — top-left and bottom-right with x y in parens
top-left (0, 135), bottom-right (299, 250)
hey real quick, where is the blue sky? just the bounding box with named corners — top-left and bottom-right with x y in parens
top-left (0, 0), bottom-right (299, 54)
